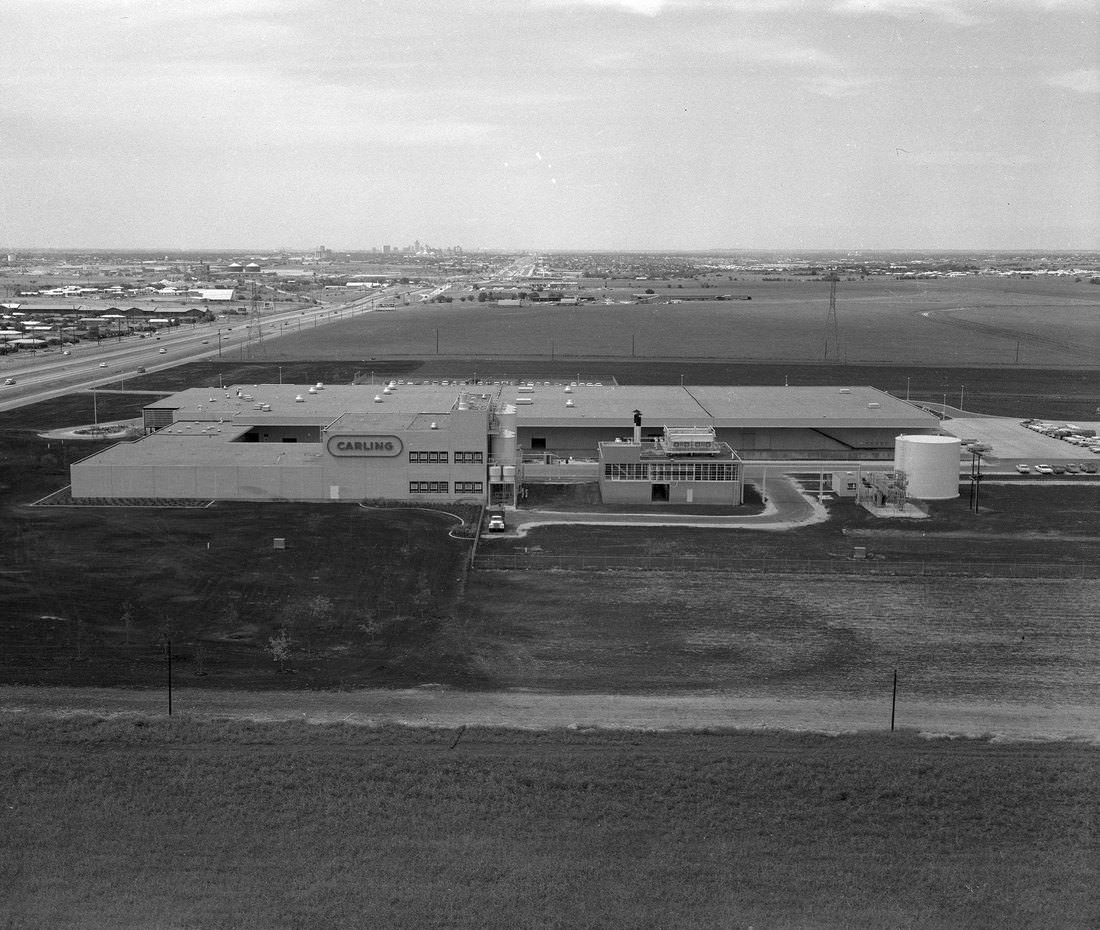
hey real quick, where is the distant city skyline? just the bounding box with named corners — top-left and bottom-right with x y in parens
top-left (3, 0), bottom-right (1098, 251)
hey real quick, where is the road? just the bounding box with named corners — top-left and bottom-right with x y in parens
top-left (2, 684), bottom-right (1095, 743)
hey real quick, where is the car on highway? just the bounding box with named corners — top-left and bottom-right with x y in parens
top-left (202, 340), bottom-right (209, 344)
top-left (4, 378), bottom-right (15, 385)
top-left (98, 362), bottom-right (108, 368)
top-left (136, 367), bottom-right (146, 374)
top-left (1035, 464), bottom-right (1054, 475)
top-left (158, 348), bottom-right (167, 354)
top-left (487, 512), bottom-right (506, 533)
top-left (1015, 464), bottom-right (1030, 474)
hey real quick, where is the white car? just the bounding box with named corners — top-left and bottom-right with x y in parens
top-left (4, 377), bottom-right (15, 385)
top-left (1035, 464), bottom-right (1054, 475)
top-left (158, 348), bottom-right (167, 354)
top-left (1015, 464), bottom-right (1030, 474)
top-left (98, 362), bottom-right (108, 368)
top-left (487, 513), bottom-right (506, 533)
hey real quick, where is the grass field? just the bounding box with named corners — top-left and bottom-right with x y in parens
top-left (2, 715), bottom-right (1098, 930)
top-left (255, 276), bottom-right (1100, 368)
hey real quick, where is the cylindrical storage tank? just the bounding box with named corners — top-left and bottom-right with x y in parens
top-left (895, 435), bottom-right (960, 499)
top-left (495, 404), bottom-right (518, 465)
top-left (502, 465), bottom-right (516, 482)
top-left (893, 434), bottom-right (910, 477)
top-left (489, 465), bottom-right (503, 481)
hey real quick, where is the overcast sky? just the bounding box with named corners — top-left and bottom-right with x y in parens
top-left (2, 0), bottom-right (1098, 251)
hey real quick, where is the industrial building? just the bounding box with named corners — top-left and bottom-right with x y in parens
top-left (68, 382), bottom-right (942, 504)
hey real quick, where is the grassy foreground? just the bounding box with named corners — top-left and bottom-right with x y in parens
top-left (2, 716), bottom-right (1097, 929)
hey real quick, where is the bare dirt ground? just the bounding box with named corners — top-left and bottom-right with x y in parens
top-left (3, 685), bottom-right (1097, 744)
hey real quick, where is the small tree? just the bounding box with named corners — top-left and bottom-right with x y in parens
top-left (266, 628), bottom-right (292, 673)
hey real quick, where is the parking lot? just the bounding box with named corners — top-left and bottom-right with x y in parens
top-left (942, 416), bottom-right (1100, 471)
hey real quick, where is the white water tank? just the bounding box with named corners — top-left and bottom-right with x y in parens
top-left (895, 434), bottom-right (960, 499)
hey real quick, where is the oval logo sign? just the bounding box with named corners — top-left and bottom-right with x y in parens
top-left (327, 435), bottom-right (403, 457)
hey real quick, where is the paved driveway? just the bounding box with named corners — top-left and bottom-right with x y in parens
top-left (507, 474), bottom-right (827, 537)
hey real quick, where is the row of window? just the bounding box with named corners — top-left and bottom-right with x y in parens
top-left (407, 451), bottom-right (485, 464)
top-left (408, 481), bottom-right (486, 494)
top-left (409, 481), bottom-right (449, 494)
top-left (604, 463), bottom-right (739, 482)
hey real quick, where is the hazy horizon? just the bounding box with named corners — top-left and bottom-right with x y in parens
top-left (4, 0), bottom-right (1098, 252)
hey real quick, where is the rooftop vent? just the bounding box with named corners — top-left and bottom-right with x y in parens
top-left (308, 386), bottom-right (317, 394)
top-left (374, 395), bottom-right (383, 403)
top-left (839, 388), bottom-right (851, 394)
top-left (565, 399), bottom-right (575, 407)
top-left (315, 382), bottom-right (324, 390)
top-left (563, 386), bottom-right (573, 393)
top-left (867, 402), bottom-right (881, 408)
top-left (295, 395), bottom-right (305, 403)
top-left (430, 422), bottom-right (438, 430)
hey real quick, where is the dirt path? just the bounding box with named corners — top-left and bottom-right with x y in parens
top-left (3, 685), bottom-right (1097, 744)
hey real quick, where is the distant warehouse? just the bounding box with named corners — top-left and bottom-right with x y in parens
top-left (69, 383), bottom-right (940, 505)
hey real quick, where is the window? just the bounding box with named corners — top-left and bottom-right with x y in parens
top-left (409, 481), bottom-right (450, 494)
top-left (455, 481), bottom-right (484, 494)
top-left (454, 451), bottom-right (484, 464)
top-left (408, 451), bottom-right (449, 464)
top-left (604, 462), bottom-right (739, 482)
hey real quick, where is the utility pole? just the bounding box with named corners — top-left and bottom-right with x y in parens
top-left (163, 634), bottom-right (173, 716)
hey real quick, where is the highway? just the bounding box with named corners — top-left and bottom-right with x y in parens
top-left (0, 289), bottom-right (393, 414)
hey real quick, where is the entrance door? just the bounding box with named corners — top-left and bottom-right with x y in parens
top-left (651, 483), bottom-right (669, 502)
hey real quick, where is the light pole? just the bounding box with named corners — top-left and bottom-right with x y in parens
top-left (278, 366), bottom-right (283, 385)
top-left (906, 376), bottom-right (910, 401)
top-left (217, 329), bottom-right (222, 358)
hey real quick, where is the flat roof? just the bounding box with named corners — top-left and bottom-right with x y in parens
top-left (144, 383), bottom-right (939, 431)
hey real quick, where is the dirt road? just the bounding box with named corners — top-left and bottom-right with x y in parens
top-left (3, 685), bottom-right (1097, 744)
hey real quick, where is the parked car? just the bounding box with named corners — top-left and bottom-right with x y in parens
top-left (1035, 464), bottom-right (1054, 475)
top-left (1015, 464), bottom-right (1030, 474)
top-left (1051, 465), bottom-right (1066, 475)
top-left (1082, 463), bottom-right (1098, 473)
top-left (487, 512), bottom-right (506, 533)
top-left (1065, 463), bottom-right (1080, 474)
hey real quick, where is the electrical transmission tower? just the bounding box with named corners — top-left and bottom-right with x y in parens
top-left (824, 273), bottom-right (842, 361)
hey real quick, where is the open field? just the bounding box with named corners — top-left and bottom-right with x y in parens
top-left (2, 715), bottom-right (1098, 930)
top-left (255, 277), bottom-right (1100, 368)
top-left (1, 458), bottom-right (1097, 703)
